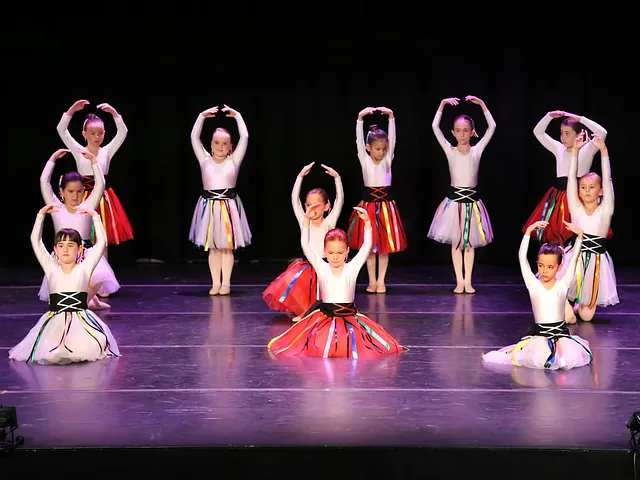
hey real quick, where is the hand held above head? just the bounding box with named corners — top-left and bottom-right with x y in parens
top-left (298, 162), bottom-right (315, 178)
top-left (358, 107), bottom-right (376, 119)
top-left (525, 220), bottom-right (548, 236)
top-left (321, 164), bottom-right (340, 178)
top-left (202, 106), bottom-right (219, 118)
top-left (67, 99), bottom-right (90, 115)
top-left (352, 206), bottom-right (371, 227)
top-left (562, 221), bottom-right (583, 239)
top-left (49, 149), bottom-right (70, 163)
top-left (39, 203), bottom-right (60, 216)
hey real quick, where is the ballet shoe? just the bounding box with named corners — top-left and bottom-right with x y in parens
top-left (88, 297), bottom-right (111, 310)
top-left (463, 283), bottom-right (476, 294)
top-left (376, 283), bottom-right (387, 294)
top-left (209, 285), bottom-right (220, 296)
top-left (98, 293), bottom-right (110, 298)
top-left (291, 315), bottom-right (302, 323)
top-left (453, 283), bottom-right (465, 294)
top-left (219, 285), bottom-right (231, 295)
top-left (366, 284), bottom-right (377, 293)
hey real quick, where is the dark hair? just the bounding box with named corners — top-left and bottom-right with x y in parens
top-left (54, 228), bottom-right (82, 246)
top-left (306, 188), bottom-right (329, 204)
top-left (83, 113), bottom-right (104, 131)
top-left (59, 171), bottom-right (84, 190)
top-left (453, 114), bottom-right (475, 131)
top-left (366, 124), bottom-right (388, 144)
top-left (538, 241), bottom-right (563, 264)
top-left (561, 118), bottom-right (586, 134)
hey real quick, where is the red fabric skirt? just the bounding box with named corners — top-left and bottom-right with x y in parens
top-left (83, 179), bottom-right (134, 245)
top-left (267, 303), bottom-right (406, 358)
top-left (262, 258), bottom-right (318, 316)
top-left (347, 199), bottom-right (407, 254)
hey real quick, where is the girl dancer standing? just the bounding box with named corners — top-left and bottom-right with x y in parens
top-left (428, 95), bottom-right (496, 294)
top-left (562, 132), bottom-right (618, 323)
top-left (522, 110), bottom-right (608, 245)
top-left (482, 220), bottom-right (592, 370)
top-left (347, 106), bottom-right (407, 294)
top-left (57, 99), bottom-right (132, 253)
top-left (189, 105), bottom-right (252, 295)
top-left (9, 204), bottom-right (120, 365)
top-left (262, 162), bottom-right (344, 322)
top-left (268, 205), bottom-right (405, 358)
top-left (38, 149), bottom-right (119, 309)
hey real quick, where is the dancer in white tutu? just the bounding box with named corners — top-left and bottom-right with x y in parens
top-left (189, 104), bottom-right (251, 295)
top-left (561, 132), bottom-right (618, 323)
top-left (428, 95), bottom-right (496, 294)
top-left (482, 220), bottom-right (592, 370)
top-left (38, 148), bottom-right (119, 309)
top-left (9, 204), bottom-right (120, 365)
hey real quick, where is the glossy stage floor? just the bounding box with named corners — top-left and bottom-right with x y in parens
top-left (1, 262), bottom-right (639, 478)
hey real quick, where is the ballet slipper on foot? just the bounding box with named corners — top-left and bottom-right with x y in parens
top-left (219, 285), bottom-right (231, 296)
top-left (209, 286), bottom-right (220, 296)
top-left (453, 284), bottom-right (465, 294)
top-left (366, 284), bottom-right (377, 293)
top-left (291, 315), bottom-right (302, 323)
top-left (464, 283), bottom-right (476, 294)
top-left (376, 283), bottom-right (387, 294)
top-left (98, 293), bottom-right (110, 298)
top-left (89, 297), bottom-right (111, 310)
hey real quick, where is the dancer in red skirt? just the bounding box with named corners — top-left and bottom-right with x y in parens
top-left (347, 106), bottom-right (407, 294)
top-left (522, 109), bottom-right (608, 245)
top-left (263, 161), bottom-right (344, 322)
top-left (428, 95), bottom-right (496, 294)
top-left (268, 205), bottom-right (405, 358)
top-left (57, 99), bottom-right (132, 259)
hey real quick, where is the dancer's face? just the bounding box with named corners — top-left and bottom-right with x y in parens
top-left (305, 193), bottom-right (329, 221)
top-left (59, 180), bottom-right (85, 207)
top-left (578, 176), bottom-right (603, 205)
top-left (452, 119), bottom-right (474, 146)
top-left (324, 240), bottom-right (349, 269)
top-left (537, 254), bottom-right (560, 283)
top-left (82, 122), bottom-right (105, 148)
top-left (366, 139), bottom-right (388, 162)
top-left (54, 238), bottom-right (82, 265)
top-left (211, 132), bottom-right (231, 159)
top-left (560, 125), bottom-right (578, 148)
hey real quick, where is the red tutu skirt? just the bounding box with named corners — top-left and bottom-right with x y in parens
top-left (262, 258), bottom-right (318, 316)
top-left (347, 186), bottom-right (407, 254)
top-left (523, 185), bottom-right (612, 245)
top-left (83, 177), bottom-right (134, 245)
top-left (267, 302), bottom-right (406, 358)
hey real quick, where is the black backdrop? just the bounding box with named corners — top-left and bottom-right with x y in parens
top-left (3, 11), bottom-right (636, 269)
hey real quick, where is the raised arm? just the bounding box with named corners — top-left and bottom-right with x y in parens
top-left (40, 149), bottom-right (70, 205)
top-left (97, 103), bottom-right (128, 155)
top-left (533, 112), bottom-right (563, 153)
top-left (222, 105), bottom-right (249, 167)
top-left (82, 161), bottom-right (106, 211)
top-left (75, 208), bottom-right (107, 273)
top-left (321, 164), bottom-right (344, 227)
top-left (518, 228), bottom-right (539, 289)
top-left (466, 96), bottom-right (496, 153)
top-left (567, 136), bottom-right (586, 214)
top-left (348, 207), bottom-right (372, 272)
top-left (57, 100), bottom-right (88, 152)
top-left (291, 163), bottom-right (313, 225)
top-left (31, 206), bottom-right (58, 275)
top-left (593, 136), bottom-right (614, 215)
top-left (432, 98), bottom-right (456, 152)
top-left (356, 107), bottom-right (376, 165)
top-left (190, 107), bottom-right (217, 164)
top-left (375, 107), bottom-right (396, 164)
top-left (300, 222), bottom-right (325, 272)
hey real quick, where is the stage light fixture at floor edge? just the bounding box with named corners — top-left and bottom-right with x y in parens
top-left (0, 405), bottom-right (24, 452)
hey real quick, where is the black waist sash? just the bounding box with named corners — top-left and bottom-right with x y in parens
top-left (49, 292), bottom-right (88, 313)
top-left (581, 233), bottom-right (607, 254)
top-left (318, 302), bottom-right (357, 317)
top-left (524, 321), bottom-right (590, 369)
top-left (446, 186), bottom-right (479, 203)
top-left (201, 188), bottom-right (238, 200)
top-left (82, 239), bottom-right (93, 248)
top-left (82, 175), bottom-right (109, 190)
top-left (361, 186), bottom-right (394, 202)
top-left (554, 176), bottom-right (569, 190)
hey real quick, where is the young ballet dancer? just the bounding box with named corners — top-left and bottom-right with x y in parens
top-left (523, 109), bottom-right (608, 245)
top-left (38, 148), bottom-right (119, 309)
top-left (189, 104), bottom-right (252, 295)
top-left (268, 205), bottom-right (406, 358)
top-left (9, 204), bottom-right (120, 365)
top-left (482, 220), bottom-right (592, 370)
top-left (347, 106), bottom-right (407, 294)
top-left (428, 95), bottom-right (496, 294)
top-left (57, 99), bottom-right (132, 253)
top-left (262, 161), bottom-right (344, 322)
top-left (561, 132), bottom-right (618, 323)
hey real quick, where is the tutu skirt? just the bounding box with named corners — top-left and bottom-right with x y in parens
top-left (262, 258), bottom-right (319, 316)
top-left (83, 176), bottom-right (134, 245)
top-left (428, 186), bottom-right (493, 248)
top-left (267, 302), bottom-right (406, 358)
top-left (560, 234), bottom-right (619, 308)
top-left (38, 246), bottom-right (120, 301)
top-left (482, 321), bottom-right (592, 370)
top-left (523, 178), bottom-right (613, 245)
top-left (189, 189), bottom-right (252, 250)
top-left (9, 292), bottom-right (120, 365)
top-left (347, 186), bottom-right (407, 254)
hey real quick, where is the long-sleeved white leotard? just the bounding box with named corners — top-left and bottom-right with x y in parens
top-left (432, 109), bottom-right (496, 188)
top-left (356, 118), bottom-right (396, 187)
top-left (533, 113), bottom-right (607, 178)
top-left (57, 113), bottom-right (128, 176)
top-left (40, 162), bottom-right (105, 239)
top-left (519, 234), bottom-right (582, 324)
top-left (566, 151), bottom-right (614, 237)
top-left (191, 113), bottom-right (249, 190)
top-left (301, 225), bottom-right (372, 303)
top-left (32, 213), bottom-right (107, 295)
top-left (292, 176), bottom-right (344, 257)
